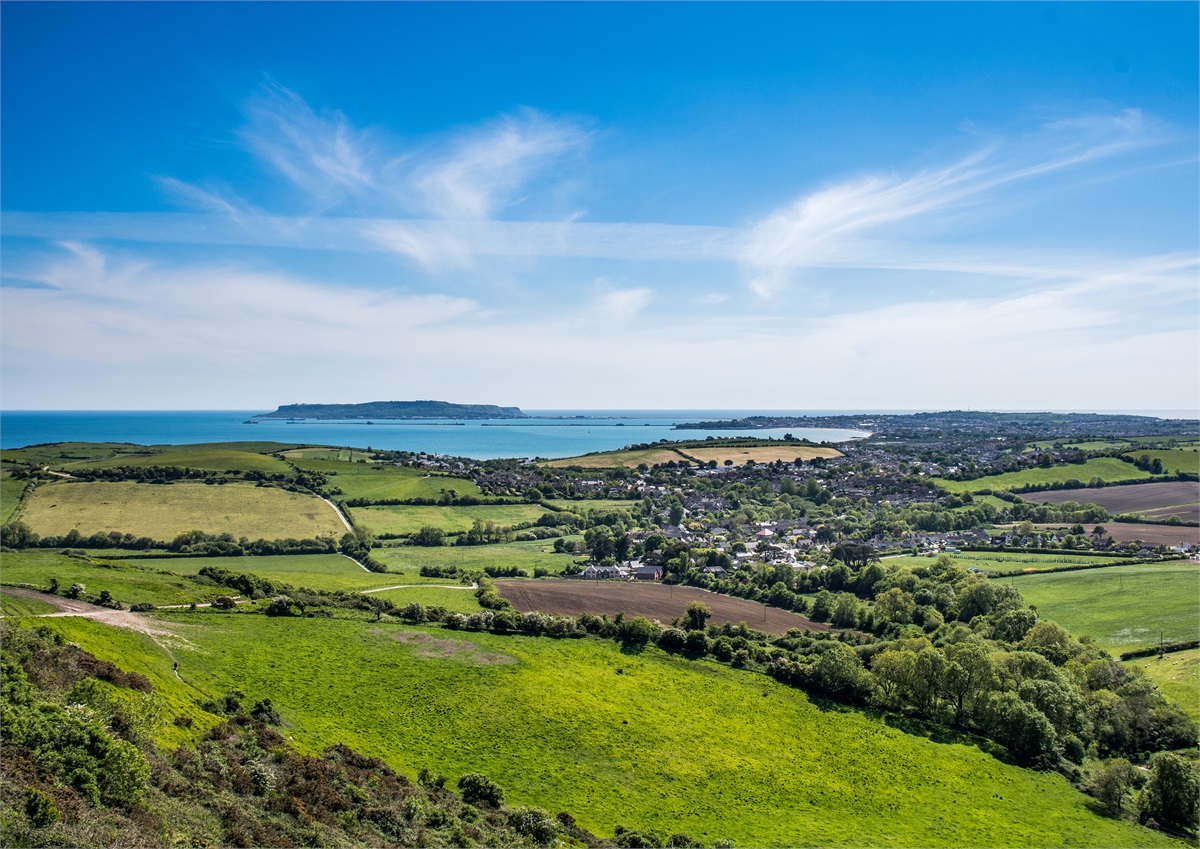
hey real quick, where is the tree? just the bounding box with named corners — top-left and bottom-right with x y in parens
top-left (682, 601), bottom-right (711, 631)
top-left (831, 593), bottom-right (861, 628)
top-left (873, 588), bottom-right (915, 627)
top-left (1087, 758), bottom-right (1137, 816)
top-left (1140, 752), bottom-right (1199, 834)
top-left (413, 526), bottom-right (446, 546)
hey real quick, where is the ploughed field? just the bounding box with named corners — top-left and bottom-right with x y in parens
top-left (495, 579), bottom-right (831, 635)
top-left (1018, 480), bottom-right (1200, 524)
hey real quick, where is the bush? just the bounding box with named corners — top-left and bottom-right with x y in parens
top-left (458, 772), bottom-right (504, 807)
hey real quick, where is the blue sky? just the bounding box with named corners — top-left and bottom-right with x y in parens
top-left (2, 2), bottom-right (1197, 411)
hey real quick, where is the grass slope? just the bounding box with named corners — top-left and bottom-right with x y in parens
top-left (933, 458), bottom-right (1154, 494)
top-left (350, 503), bottom-right (551, 536)
top-left (372, 539), bottom-right (572, 575)
top-left (0, 551), bottom-right (221, 607)
top-left (888, 551), bottom-right (1134, 573)
top-left (21, 480), bottom-right (345, 540)
top-left (1, 474), bottom-right (27, 523)
top-left (1007, 562), bottom-right (1200, 654)
top-left (65, 444), bottom-right (293, 475)
top-left (122, 553), bottom-right (408, 592)
top-left (1126, 648), bottom-right (1200, 724)
top-left (1124, 449), bottom-right (1200, 476)
top-left (36, 612), bottom-right (1180, 849)
top-left (288, 456), bottom-right (483, 501)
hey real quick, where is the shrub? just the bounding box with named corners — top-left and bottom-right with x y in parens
top-left (457, 772), bottom-right (504, 807)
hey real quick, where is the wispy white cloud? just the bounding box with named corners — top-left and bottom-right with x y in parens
top-left (743, 109), bottom-right (1166, 297)
top-left (591, 284), bottom-right (652, 325)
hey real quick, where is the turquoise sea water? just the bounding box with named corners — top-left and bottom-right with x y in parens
top-left (0, 410), bottom-right (871, 460)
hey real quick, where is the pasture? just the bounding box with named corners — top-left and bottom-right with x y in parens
top-left (0, 551), bottom-right (222, 607)
top-left (1002, 522), bottom-right (1200, 547)
top-left (1, 473), bottom-right (27, 523)
top-left (1126, 648), bottom-right (1200, 724)
top-left (122, 553), bottom-right (416, 593)
top-left (366, 585), bottom-right (484, 614)
top-left (372, 538), bottom-right (573, 576)
top-left (496, 580), bottom-right (832, 635)
top-left (30, 612), bottom-right (1180, 848)
top-left (1005, 562), bottom-right (1200, 654)
top-left (63, 444), bottom-right (293, 475)
top-left (544, 447), bottom-right (694, 469)
top-left (888, 551), bottom-right (1133, 573)
top-left (681, 445), bottom-right (842, 465)
top-left (933, 458), bottom-right (1153, 494)
top-left (0, 589), bottom-right (58, 617)
top-left (1123, 449), bottom-right (1200, 477)
top-left (19, 480), bottom-right (346, 541)
top-left (349, 503), bottom-right (551, 536)
top-left (286, 455), bottom-right (483, 501)
top-left (545, 498), bottom-right (640, 514)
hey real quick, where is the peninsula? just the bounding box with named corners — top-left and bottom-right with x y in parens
top-left (258, 400), bottom-right (528, 420)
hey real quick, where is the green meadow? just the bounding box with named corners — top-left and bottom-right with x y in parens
top-left (545, 498), bottom-right (640, 514)
top-left (122, 553), bottom-right (416, 592)
top-left (287, 455), bottom-right (483, 501)
top-left (1127, 648), bottom-right (1200, 725)
top-left (0, 589), bottom-right (58, 617)
top-left (889, 551), bottom-right (1132, 573)
top-left (29, 612), bottom-right (1181, 849)
top-left (1006, 561), bottom-right (1200, 654)
top-left (64, 444), bottom-right (293, 475)
top-left (1123, 449), bottom-right (1200, 476)
top-left (350, 503), bottom-right (552, 536)
top-left (372, 538), bottom-right (574, 574)
top-left (20, 480), bottom-right (346, 540)
top-left (1, 473), bottom-right (27, 523)
top-left (0, 551), bottom-right (223, 607)
top-left (933, 458), bottom-right (1154, 494)
top-left (367, 585), bottom-right (485, 614)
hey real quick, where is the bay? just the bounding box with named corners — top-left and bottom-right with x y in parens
top-left (0, 410), bottom-right (869, 460)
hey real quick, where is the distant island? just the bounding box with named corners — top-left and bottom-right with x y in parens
top-left (258, 400), bottom-right (528, 420)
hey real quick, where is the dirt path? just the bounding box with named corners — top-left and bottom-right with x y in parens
top-left (321, 496), bottom-right (353, 532)
top-left (360, 583), bottom-right (477, 594)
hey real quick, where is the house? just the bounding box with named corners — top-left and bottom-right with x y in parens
top-left (633, 564), bottom-right (663, 581)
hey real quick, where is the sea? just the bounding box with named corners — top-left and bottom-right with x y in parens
top-left (0, 410), bottom-right (873, 460)
top-left (3, 409), bottom-right (1192, 461)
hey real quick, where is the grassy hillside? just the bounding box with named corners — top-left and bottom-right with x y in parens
top-left (65, 444), bottom-right (293, 475)
top-left (888, 551), bottom-right (1135, 573)
top-left (1127, 648), bottom-right (1200, 725)
top-left (0, 551), bottom-right (227, 607)
top-left (30, 612), bottom-right (1181, 849)
top-left (20, 480), bottom-right (345, 541)
top-left (372, 539), bottom-right (573, 575)
top-left (933, 458), bottom-right (1154, 494)
top-left (350, 503), bottom-right (551, 536)
top-left (1123, 449), bottom-right (1200, 476)
top-left (287, 455), bottom-right (483, 501)
top-left (1007, 561), bottom-right (1200, 654)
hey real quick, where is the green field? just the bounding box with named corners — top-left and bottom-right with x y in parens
top-left (545, 499), bottom-right (640, 514)
top-left (543, 447), bottom-right (696, 469)
top-left (65, 444), bottom-right (293, 475)
top-left (367, 585), bottom-right (485, 614)
top-left (350, 503), bottom-right (552, 536)
top-left (1, 442), bottom-right (145, 466)
top-left (0, 551), bottom-right (222, 607)
top-left (287, 455), bottom-right (483, 501)
top-left (1007, 562), bottom-right (1200, 654)
top-left (372, 538), bottom-right (574, 574)
top-left (30, 612), bottom-right (1181, 849)
top-left (934, 458), bottom-right (1154, 494)
top-left (1, 473), bottom-right (28, 523)
top-left (1127, 648), bottom-right (1200, 724)
top-left (20, 480), bottom-right (346, 540)
top-left (121, 553), bottom-right (423, 592)
top-left (0, 589), bottom-right (58, 617)
top-left (1123, 449), bottom-right (1200, 476)
top-left (889, 551), bottom-right (1133, 573)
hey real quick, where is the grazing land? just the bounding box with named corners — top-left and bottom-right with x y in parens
top-left (285, 455), bottom-right (483, 501)
top-left (366, 585), bottom-right (484, 614)
top-left (544, 498), bottom-right (639, 514)
top-left (933, 458), bottom-right (1154, 493)
top-left (1006, 561), bottom-right (1200, 654)
top-left (888, 551), bottom-right (1134, 573)
top-left (1126, 648), bottom-right (1200, 724)
top-left (372, 538), bottom-right (575, 575)
top-left (1, 473), bottom-right (27, 523)
top-left (1123, 449), bottom-right (1200, 476)
top-left (496, 580), bottom-right (830, 635)
top-left (0, 588), bottom-right (58, 617)
top-left (123, 553), bottom-right (404, 592)
top-left (544, 447), bottom-right (697, 469)
top-left (20, 480), bottom-right (346, 540)
top-left (1019, 481), bottom-right (1200, 523)
top-left (0, 550), bottom-right (223, 607)
top-left (62, 444), bottom-right (293, 475)
top-left (349, 503), bottom-right (552, 536)
top-left (29, 612), bottom-right (1180, 849)
top-left (681, 445), bottom-right (842, 465)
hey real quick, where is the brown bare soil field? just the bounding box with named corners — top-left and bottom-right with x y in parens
top-left (681, 445), bottom-right (842, 465)
top-left (1019, 482), bottom-right (1200, 523)
top-left (495, 579), bottom-right (832, 635)
top-left (1004, 522), bottom-right (1200, 547)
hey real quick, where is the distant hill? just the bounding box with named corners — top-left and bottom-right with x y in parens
top-left (258, 400), bottom-right (528, 420)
